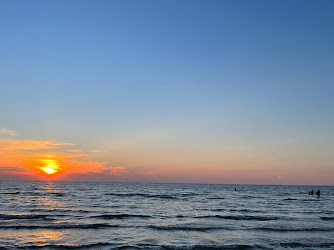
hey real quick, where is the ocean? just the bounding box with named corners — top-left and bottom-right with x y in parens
top-left (0, 181), bottom-right (333, 249)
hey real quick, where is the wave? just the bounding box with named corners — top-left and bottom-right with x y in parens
top-left (257, 227), bottom-right (334, 232)
top-left (29, 208), bottom-right (71, 213)
top-left (283, 198), bottom-right (297, 200)
top-left (23, 192), bottom-right (45, 196)
top-left (148, 225), bottom-right (228, 232)
top-left (161, 244), bottom-right (261, 250)
top-left (321, 216), bottom-right (334, 221)
top-left (228, 209), bottom-right (262, 213)
top-left (92, 214), bottom-right (151, 219)
top-left (22, 191), bottom-right (65, 197)
top-left (210, 208), bottom-right (225, 212)
top-left (208, 197), bottom-right (225, 200)
top-left (49, 192), bottom-right (65, 197)
top-left (279, 242), bottom-right (334, 248)
top-left (105, 193), bottom-right (176, 199)
top-left (0, 223), bottom-right (118, 230)
top-left (29, 208), bottom-right (92, 214)
top-left (179, 193), bottom-right (198, 197)
top-left (195, 215), bottom-right (279, 221)
top-left (1, 191), bottom-right (20, 195)
top-left (11, 242), bottom-right (113, 249)
top-left (0, 214), bottom-right (50, 220)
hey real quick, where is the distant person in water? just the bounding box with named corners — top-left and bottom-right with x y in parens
top-left (311, 190), bottom-right (314, 195)
top-left (316, 190), bottom-right (320, 197)
top-left (234, 188), bottom-right (237, 191)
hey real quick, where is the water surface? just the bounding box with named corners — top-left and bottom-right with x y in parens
top-left (0, 181), bottom-right (333, 249)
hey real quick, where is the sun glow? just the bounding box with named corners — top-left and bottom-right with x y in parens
top-left (42, 167), bottom-right (57, 174)
top-left (39, 158), bottom-right (59, 175)
top-left (0, 139), bottom-right (125, 181)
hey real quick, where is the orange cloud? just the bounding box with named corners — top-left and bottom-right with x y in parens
top-left (0, 139), bottom-right (72, 151)
top-left (0, 139), bottom-right (127, 181)
top-left (90, 150), bottom-right (105, 153)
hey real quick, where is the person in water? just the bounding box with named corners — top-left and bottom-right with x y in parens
top-left (316, 190), bottom-right (320, 197)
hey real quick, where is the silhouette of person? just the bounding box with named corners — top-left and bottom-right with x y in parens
top-left (311, 190), bottom-right (314, 195)
top-left (234, 188), bottom-right (237, 191)
top-left (316, 190), bottom-right (320, 197)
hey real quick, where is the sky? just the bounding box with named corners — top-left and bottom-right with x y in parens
top-left (1, 0), bottom-right (334, 185)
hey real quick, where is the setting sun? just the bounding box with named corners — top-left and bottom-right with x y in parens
top-left (42, 167), bottom-right (57, 175)
top-left (38, 158), bottom-right (60, 175)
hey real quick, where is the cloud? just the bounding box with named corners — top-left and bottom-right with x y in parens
top-left (107, 166), bottom-right (128, 176)
top-left (0, 128), bottom-right (18, 136)
top-left (0, 166), bottom-right (26, 172)
top-left (60, 167), bottom-right (129, 182)
top-left (0, 138), bottom-right (128, 181)
top-left (67, 149), bottom-right (82, 152)
top-left (0, 139), bottom-right (71, 151)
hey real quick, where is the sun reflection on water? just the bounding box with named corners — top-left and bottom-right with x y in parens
top-left (27, 182), bottom-right (66, 208)
top-left (5, 231), bottom-right (65, 246)
top-left (35, 231), bottom-right (63, 243)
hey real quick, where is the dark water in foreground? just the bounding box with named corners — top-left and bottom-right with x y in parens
top-left (0, 181), bottom-right (333, 249)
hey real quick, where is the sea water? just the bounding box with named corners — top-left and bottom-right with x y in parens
top-left (0, 181), bottom-right (333, 249)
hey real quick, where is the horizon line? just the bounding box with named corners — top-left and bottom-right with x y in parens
top-left (0, 179), bottom-right (332, 187)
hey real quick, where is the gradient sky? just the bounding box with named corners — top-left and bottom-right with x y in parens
top-left (1, 0), bottom-right (334, 184)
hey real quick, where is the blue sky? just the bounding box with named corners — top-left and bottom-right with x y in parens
top-left (1, 0), bottom-right (334, 184)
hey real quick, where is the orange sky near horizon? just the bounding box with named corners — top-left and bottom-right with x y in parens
top-left (0, 136), bottom-right (333, 185)
top-left (0, 138), bottom-right (127, 181)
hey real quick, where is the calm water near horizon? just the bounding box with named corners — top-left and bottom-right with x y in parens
top-left (0, 181), bottom-right (333, 249)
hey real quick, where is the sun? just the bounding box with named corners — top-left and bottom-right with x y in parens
top-left (38, 158), bottom-right (59, 175)
top-left (42, 167), bottom-right (58, 175)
